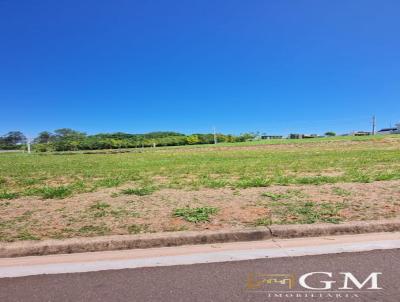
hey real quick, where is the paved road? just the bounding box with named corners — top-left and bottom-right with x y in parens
top-left (0, 249), bottom-right (399, 302)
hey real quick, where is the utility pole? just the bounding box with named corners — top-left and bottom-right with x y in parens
top-left (213, 126), bottom-right (217, 144)
top-left (27, 138), bottom-right (31, 154)
top-left (372, 115), bottom-right (376, 135)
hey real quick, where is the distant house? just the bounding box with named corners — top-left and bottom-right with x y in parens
top-left (352, 131), bottom-right (371, 136)
top-left (303, 134), bottom-right (319, 139)
top-left (289, 134), bottom-right (303, 139)
top-left (261, 135), bottom-right (283, 140)
top-left (377, 123), bottom-right (400, 135)
top-left (288, 134), bottom-right (318, 139)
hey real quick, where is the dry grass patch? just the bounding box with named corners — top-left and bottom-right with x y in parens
top-left (0, 180), bottom-right (399, 242)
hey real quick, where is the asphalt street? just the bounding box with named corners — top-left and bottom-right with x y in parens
top-left (0, 249), bottom-right (399, 302)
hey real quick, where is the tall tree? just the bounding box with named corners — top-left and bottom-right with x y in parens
top-left (54, 128), bottom-right (86, 140)
top-left (34, 131), bottom-right (54, 144)
top-left (1, 131), bottom-right (26, 145)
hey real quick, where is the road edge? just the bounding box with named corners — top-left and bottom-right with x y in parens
top-left (1, 219), bottom-right (399, 258)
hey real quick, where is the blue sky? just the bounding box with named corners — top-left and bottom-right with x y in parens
top-left (1, 0), bottom-right (399, 137)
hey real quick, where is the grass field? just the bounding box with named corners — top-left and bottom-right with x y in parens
top-left (0, 135), bottom-right (400, 241)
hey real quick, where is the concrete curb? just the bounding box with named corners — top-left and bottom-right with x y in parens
top-left (1, 219), bottom-right (399, 258)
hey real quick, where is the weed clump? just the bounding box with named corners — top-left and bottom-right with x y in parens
top-left (121, 186), bottom-right (156, 196)
top-left (173, 206), bottom-right (219, 223)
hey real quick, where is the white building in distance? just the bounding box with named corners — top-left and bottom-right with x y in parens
top-left (377, 123), bottom-right (400, 135)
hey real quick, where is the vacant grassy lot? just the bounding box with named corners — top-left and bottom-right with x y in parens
top-left (0, 135), bottom-right (399, 241)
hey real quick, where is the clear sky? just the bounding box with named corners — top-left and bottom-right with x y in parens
top-left (1, 0), bottom-right (399, 137)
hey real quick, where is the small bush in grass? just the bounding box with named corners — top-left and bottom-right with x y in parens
top-left (173, 206), bottom-right (219, 223)
top-left (38, 186), bottom-right (72, 199)
top-left (121, 186), bottom-right (156, 196)
top-left (0, 192), bottom-right (18, 200)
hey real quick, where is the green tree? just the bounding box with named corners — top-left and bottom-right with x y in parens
top-left (186, 135), bottom-right (200, 145)
top-left (34, 131), bottom-right (54, 144)
top-left (54, 128), bottom-right (86, 140)
top-left (1, 131), bottom-right (26, 145)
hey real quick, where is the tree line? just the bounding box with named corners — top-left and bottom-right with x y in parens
top-left (0, 131), bottom-right (27, 150)
top-left (0, 129), bottom-right (256, 152)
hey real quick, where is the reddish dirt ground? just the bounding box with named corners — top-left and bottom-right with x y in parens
top-left (0, 180), bottom-right (399, 242)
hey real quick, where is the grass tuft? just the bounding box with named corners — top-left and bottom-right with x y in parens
top-left (37, 186), bottom-right (73, 199)
top-left (235, 177), bottom-right (271, 189)
top-left (0, 192), bottom-right (19, 200)
top-left (253, 218), bottom-right (272, 226)
top-left (268, 201), bottom-right (345, 225)
top-left (95, 178), bottom-right (124, 188)
top-left (16, 231), bottom-right (40, 241)
top-left (261, 192), bottom-right (289, 201)
top-left (121, 186), bottom-right (156, 196)
top-left (173, 206), bottom-right (219, 223)
top-left (331, 187), bottom-right (352, 196)
top-left (127, 224), bottom-right (149, 234)
top-left (261, 189), bottom-right (306, 201)
top-left (78, 225), bottom-right (110, 236)
top-left (89, 201), bottom-right (111, 217)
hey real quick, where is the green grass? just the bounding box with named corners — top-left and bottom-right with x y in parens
top-left (87, 202), bottom-right (139, 218)
top-left (235, 177), bottom-right (272, 188)
top-left (253, 218), bottom-right (272, 226)
top-left (0, 135), bottom-right (399, 197)
top-left (78, 225), bottom-right (110, 236)
top-left (261, 189), bottom-right (307, 200)
top-left (21, 186), bottom-right (74, 199)
top-left (121, 186), bottom-right (156, 196)
top-left (89, 201), bottom-right (111, 217)
top-left (94, 177), bottom-right (124, 188)
top-left (267, 200), bottom-right (346, 225)
top-left (0, 192), bottom-right (19, 199)
top-left (173, 206), bottom-right (219, 223)
top-left (16, 230), bottom-right (40, 241)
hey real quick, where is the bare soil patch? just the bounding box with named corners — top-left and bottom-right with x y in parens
top-left (0, 180), bottom-right (399, 242)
